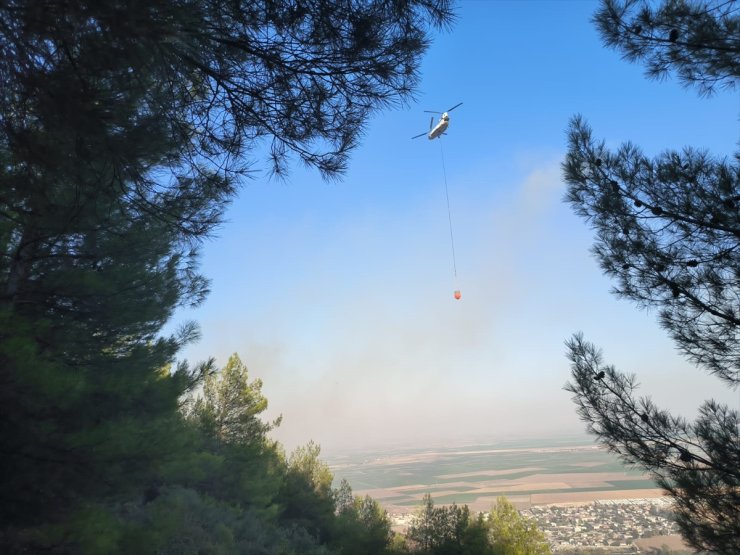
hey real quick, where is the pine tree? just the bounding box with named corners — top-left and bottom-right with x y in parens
top-left (0, 0), bottom-right (454, 550)
top-left (175, 354), bottom-right (284, 516)
top-left (406, 495), bottom-right (549, 554)
top-left (189, 353), bottom-right (281, 447)
top-left (487, 497), bottom-right (550, 555)
top-left (593, 0), bottom-right (739, 96)
top-left (563, 1), bottom-right (739, 552)
top-left (278, 441), bottom-right (337, 543)
top-left (334, 480), bottom-right (394, 555)
top-left (407, 494), bottom-right (442, 554)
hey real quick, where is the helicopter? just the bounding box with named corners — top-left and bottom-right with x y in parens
top-left (411, 102), bottom-right (463, 140)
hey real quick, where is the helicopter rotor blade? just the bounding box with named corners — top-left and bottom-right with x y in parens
top-left (411, 132), bottom-right (427, 139)
top-left (423, 110), bottom-right (442, 114)
top-left (429, 115), bottom-right (434, 130)
top-left (446, 102), bottom-right (463, 112)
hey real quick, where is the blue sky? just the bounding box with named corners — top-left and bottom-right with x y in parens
top-left (170, 1), bottom-right (739, 454)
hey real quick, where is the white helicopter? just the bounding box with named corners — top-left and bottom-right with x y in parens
top-left (411, 102), bottom-right (463, 140)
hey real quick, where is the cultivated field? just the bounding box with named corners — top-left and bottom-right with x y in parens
top-left (328, 438), bottom-right (663, 514)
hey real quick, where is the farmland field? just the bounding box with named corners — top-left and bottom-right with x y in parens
top-left (328, 437), bottom-right (662, 513)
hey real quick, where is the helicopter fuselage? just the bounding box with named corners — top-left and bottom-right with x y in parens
top-left (427, 117), bottom-right (449, 139)
top-left (412, 104), bottom-right (460, 141)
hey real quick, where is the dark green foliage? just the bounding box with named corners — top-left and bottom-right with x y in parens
top-left (594, 0), bottom-right (740, 96)
top-left (0, 0), bottom-right (455, 551)
top-left (333, 483), bottom-right (394, 555)
top-left (144, 360), bottom-right (337, 554)
top-left (563, 2), bottom-right (739, 552)
top-left (456, 515), bottom-right (493, 555)
top-left (117, 486), bottom-right (285, 554)
top-left (0, 146), bottom-right (217, 545)
top-left (565, 335), bottom-right (740, 554)
top-left (406, 494), bottom-right (473, 553)
top-left (278, 441), bottom-right (338, 544)
top-left (113, 484), bottom-right (337, 554)
top-left (406, 494), bottom-right (550, 555)
top-left (487, 497), bottom-right (550, 555)
top-left (187, 353), bottom-right (281, 447)
top-left (407, 494), bottom-right (438, 553)
top-left (0, 0), bottom-right (455, 180)
top-left (564, 119), bottom-right (740, 385)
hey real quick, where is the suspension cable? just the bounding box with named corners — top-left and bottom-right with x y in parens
top-left (439, 140), bottom-right (457, 278)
